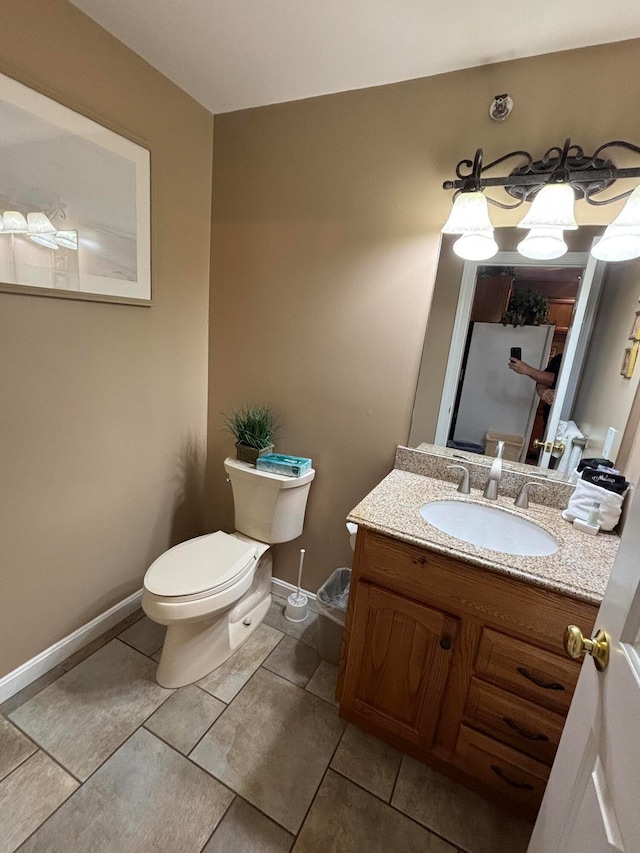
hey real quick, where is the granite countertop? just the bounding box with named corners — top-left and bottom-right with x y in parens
top-left (347, 469), bottom-right (620, 605)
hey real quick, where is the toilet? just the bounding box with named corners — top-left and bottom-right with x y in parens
top-left (142, 457), bottom-right (315, 688)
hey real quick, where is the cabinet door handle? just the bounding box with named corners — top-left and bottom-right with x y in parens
top-left (439, 637), bottom-right (452, 650)
top-left (516, 666), bottom-right (565, 691)
top-left (490, 764), bottom-right (534, 791)
top-left (503, 716), bottom-right (549, 742)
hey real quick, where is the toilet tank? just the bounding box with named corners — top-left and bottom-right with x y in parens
top-left (224, 458), bottom-right (315, 544)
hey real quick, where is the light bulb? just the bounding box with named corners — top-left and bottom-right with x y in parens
top-left (518, 228), bottom-right (568, 260)
top-left (518, 183), bottom-right (578, 230)
top-left (452, 230), bottom-right (498, 261)
top-left (442, 191), bottom-right (494, 234)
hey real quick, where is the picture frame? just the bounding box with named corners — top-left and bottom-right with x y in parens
top-left (0, 71), bottom-right (151, 305)
top-left (621, 341), bottom-right (639, 378)
top-left (629, 310), bottom-right (640, 341)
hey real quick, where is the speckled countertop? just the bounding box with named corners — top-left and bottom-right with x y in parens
top-left (347, 469), bottom-right (620, 605)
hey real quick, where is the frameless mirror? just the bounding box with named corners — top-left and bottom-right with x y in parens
top-left (409, 227), bottom-right (640, 479)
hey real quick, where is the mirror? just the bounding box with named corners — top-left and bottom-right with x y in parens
top-left (409, 227), bottom-right (640, 479)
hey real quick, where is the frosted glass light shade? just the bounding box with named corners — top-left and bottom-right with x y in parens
top-left (3, 211), bottom-right (28, 233)
top-left (518, 227), bottom-right (568, 260)
top-left (27, 212), bottom-right (56, 234)
top-left (442, 191), bottom-right (494, 234)
top-left (54, 230), bottom-right (78, 250)
top-left (605, 185), bottom-right (640, 228)
top-left (453, 229), bottom-right (498, 261)
top-left (29, 234), bottom-right (59, 249)
top-left (591, 226), bottom-right (640, 262)
top-left (518, 183), bottom-right (578, 230)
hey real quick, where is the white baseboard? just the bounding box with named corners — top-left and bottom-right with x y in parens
top-left (1, 579), bottom-right (313, 705)
top-left (0, 589), bottom-right (143, 704)
top-left (271, 576), bottom-right (316, 602)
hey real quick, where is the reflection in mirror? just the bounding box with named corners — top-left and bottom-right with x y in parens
top-left (409, 228), bottom-right (640, 479)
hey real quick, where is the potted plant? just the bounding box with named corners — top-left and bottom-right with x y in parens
top-left (223, 404), bottom-right (279, 465)
top-left (501, 288), bottom-right (550, 327)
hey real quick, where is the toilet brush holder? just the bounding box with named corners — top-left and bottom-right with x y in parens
top-left (284, 591), bottom-right (309, 622)
top-left (284, 548), bottom-right (309, 622)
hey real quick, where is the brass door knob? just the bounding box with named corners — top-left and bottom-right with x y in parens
top-left (564, 625), bottom-right (610, 671)
top-left (533, 439), bottom-right (566, 453)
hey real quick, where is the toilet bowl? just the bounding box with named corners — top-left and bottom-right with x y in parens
top-left (142, 458), bottom-right (315, 688)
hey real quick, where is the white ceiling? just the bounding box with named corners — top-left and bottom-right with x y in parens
top-left (71, 0), bottom-right (640, 115)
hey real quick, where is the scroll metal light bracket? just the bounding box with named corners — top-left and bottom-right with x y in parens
top-left (443, 138), bottom-right (640, 210)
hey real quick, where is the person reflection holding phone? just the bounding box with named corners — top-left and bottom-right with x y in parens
top-left (508, 352), bottom-right (562, 428)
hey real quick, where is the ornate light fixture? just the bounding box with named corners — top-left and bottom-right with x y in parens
top-left (0, 209), bottom-right (78, 251)
top-left (442, 139), bottom-right (640, 262)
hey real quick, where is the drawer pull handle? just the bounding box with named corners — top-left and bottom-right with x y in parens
top-left (503, 717), bottom-right (549, 742)
top-left (413, 556), bottom-right (427, 566)
top-left (516, 666), bottom-right (565, 691)
top-left (490, 764), bottom-right (535, 791)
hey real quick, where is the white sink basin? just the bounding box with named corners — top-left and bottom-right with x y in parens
top-left (419, 500), bottom-right (558, 557)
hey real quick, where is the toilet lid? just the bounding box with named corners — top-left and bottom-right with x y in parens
top-left (144, 531), bottom-right (258, 598)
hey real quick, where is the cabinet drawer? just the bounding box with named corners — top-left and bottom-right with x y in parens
top-left (455, 725), bottom-right (549, 814)
top-left (475, 628), bottom-right (579, 714)
top-left (465, 678), bottom-right (565, 765)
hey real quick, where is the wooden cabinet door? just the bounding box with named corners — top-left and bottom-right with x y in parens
top-left (341, 581), bottom-right (458, 750)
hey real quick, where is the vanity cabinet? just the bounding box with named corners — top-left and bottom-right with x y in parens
top-left (336, 528), bottom-right (598, 818)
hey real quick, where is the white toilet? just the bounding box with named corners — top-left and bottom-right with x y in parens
top-left (142, 457), bottom-right (315, 688)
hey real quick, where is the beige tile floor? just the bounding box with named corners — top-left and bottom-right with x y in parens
top-left (0, 596), bottom-right (533, 853)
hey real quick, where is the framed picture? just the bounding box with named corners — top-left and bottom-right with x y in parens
top-left (629, 311), bottom-right (640, 341)
top-left (621, 342), bottom-right (639, 378)
top-left (0, 72), bottom-right (151, 305)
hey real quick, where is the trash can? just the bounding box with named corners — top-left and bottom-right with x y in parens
top-left (316, 567), bottom-right (351, 665)
top-left (485, 430), bottom-right (524, 462)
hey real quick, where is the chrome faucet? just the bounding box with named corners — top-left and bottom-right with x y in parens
top-left (483, 440), bottom-right (505, 500)
top-left (447, 464), bottom-right (471, 494)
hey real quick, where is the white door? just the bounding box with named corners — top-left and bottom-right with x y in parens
top-left (527, 493), bottom-right (640, 852)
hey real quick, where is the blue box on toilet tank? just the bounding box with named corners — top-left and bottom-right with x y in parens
top-left (255, 453), bottom-right (312, 477)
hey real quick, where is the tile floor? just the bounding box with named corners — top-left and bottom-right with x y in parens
top-left (0, 596), bottom-right (533, 853)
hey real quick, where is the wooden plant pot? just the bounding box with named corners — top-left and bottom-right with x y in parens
top-left (235, 443), bottom-right (274, 465)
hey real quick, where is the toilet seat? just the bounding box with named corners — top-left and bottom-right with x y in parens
top-left (144, 531), bottom-right (258, 601)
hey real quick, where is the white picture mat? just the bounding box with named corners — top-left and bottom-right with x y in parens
top-left (0, 71), bottom-right (151, 304)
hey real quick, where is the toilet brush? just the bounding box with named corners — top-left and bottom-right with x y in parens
top-left (284, 549), bottom-right (309, 622)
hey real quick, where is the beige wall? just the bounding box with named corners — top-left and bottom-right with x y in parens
top-left (0, 1), bottom-right (213, 676)
top-left (573, 263), bottom-right (640, 460)
top-left (207, 39), bottom-right (640, 592)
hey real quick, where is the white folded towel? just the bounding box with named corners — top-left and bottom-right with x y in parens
top-left (562, 478), bottom-right (625, 531)
top-left (555, 421), bottom-right (585, 475)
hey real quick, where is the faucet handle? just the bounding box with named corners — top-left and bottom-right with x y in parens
top-left (447, 464), bottom-right (471, 495)
top-left (514, 481), bottom-right (548, 509)
top-left (495, 440), bottom-right (505, 458)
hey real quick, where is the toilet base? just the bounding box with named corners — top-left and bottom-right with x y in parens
top-left (155, 592), bottom-right (272, 689)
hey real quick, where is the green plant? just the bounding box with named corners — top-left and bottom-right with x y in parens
top-left (501, 288), bottom-right (550, 327)
top-left (223, 404), bottom-right (279, 449)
